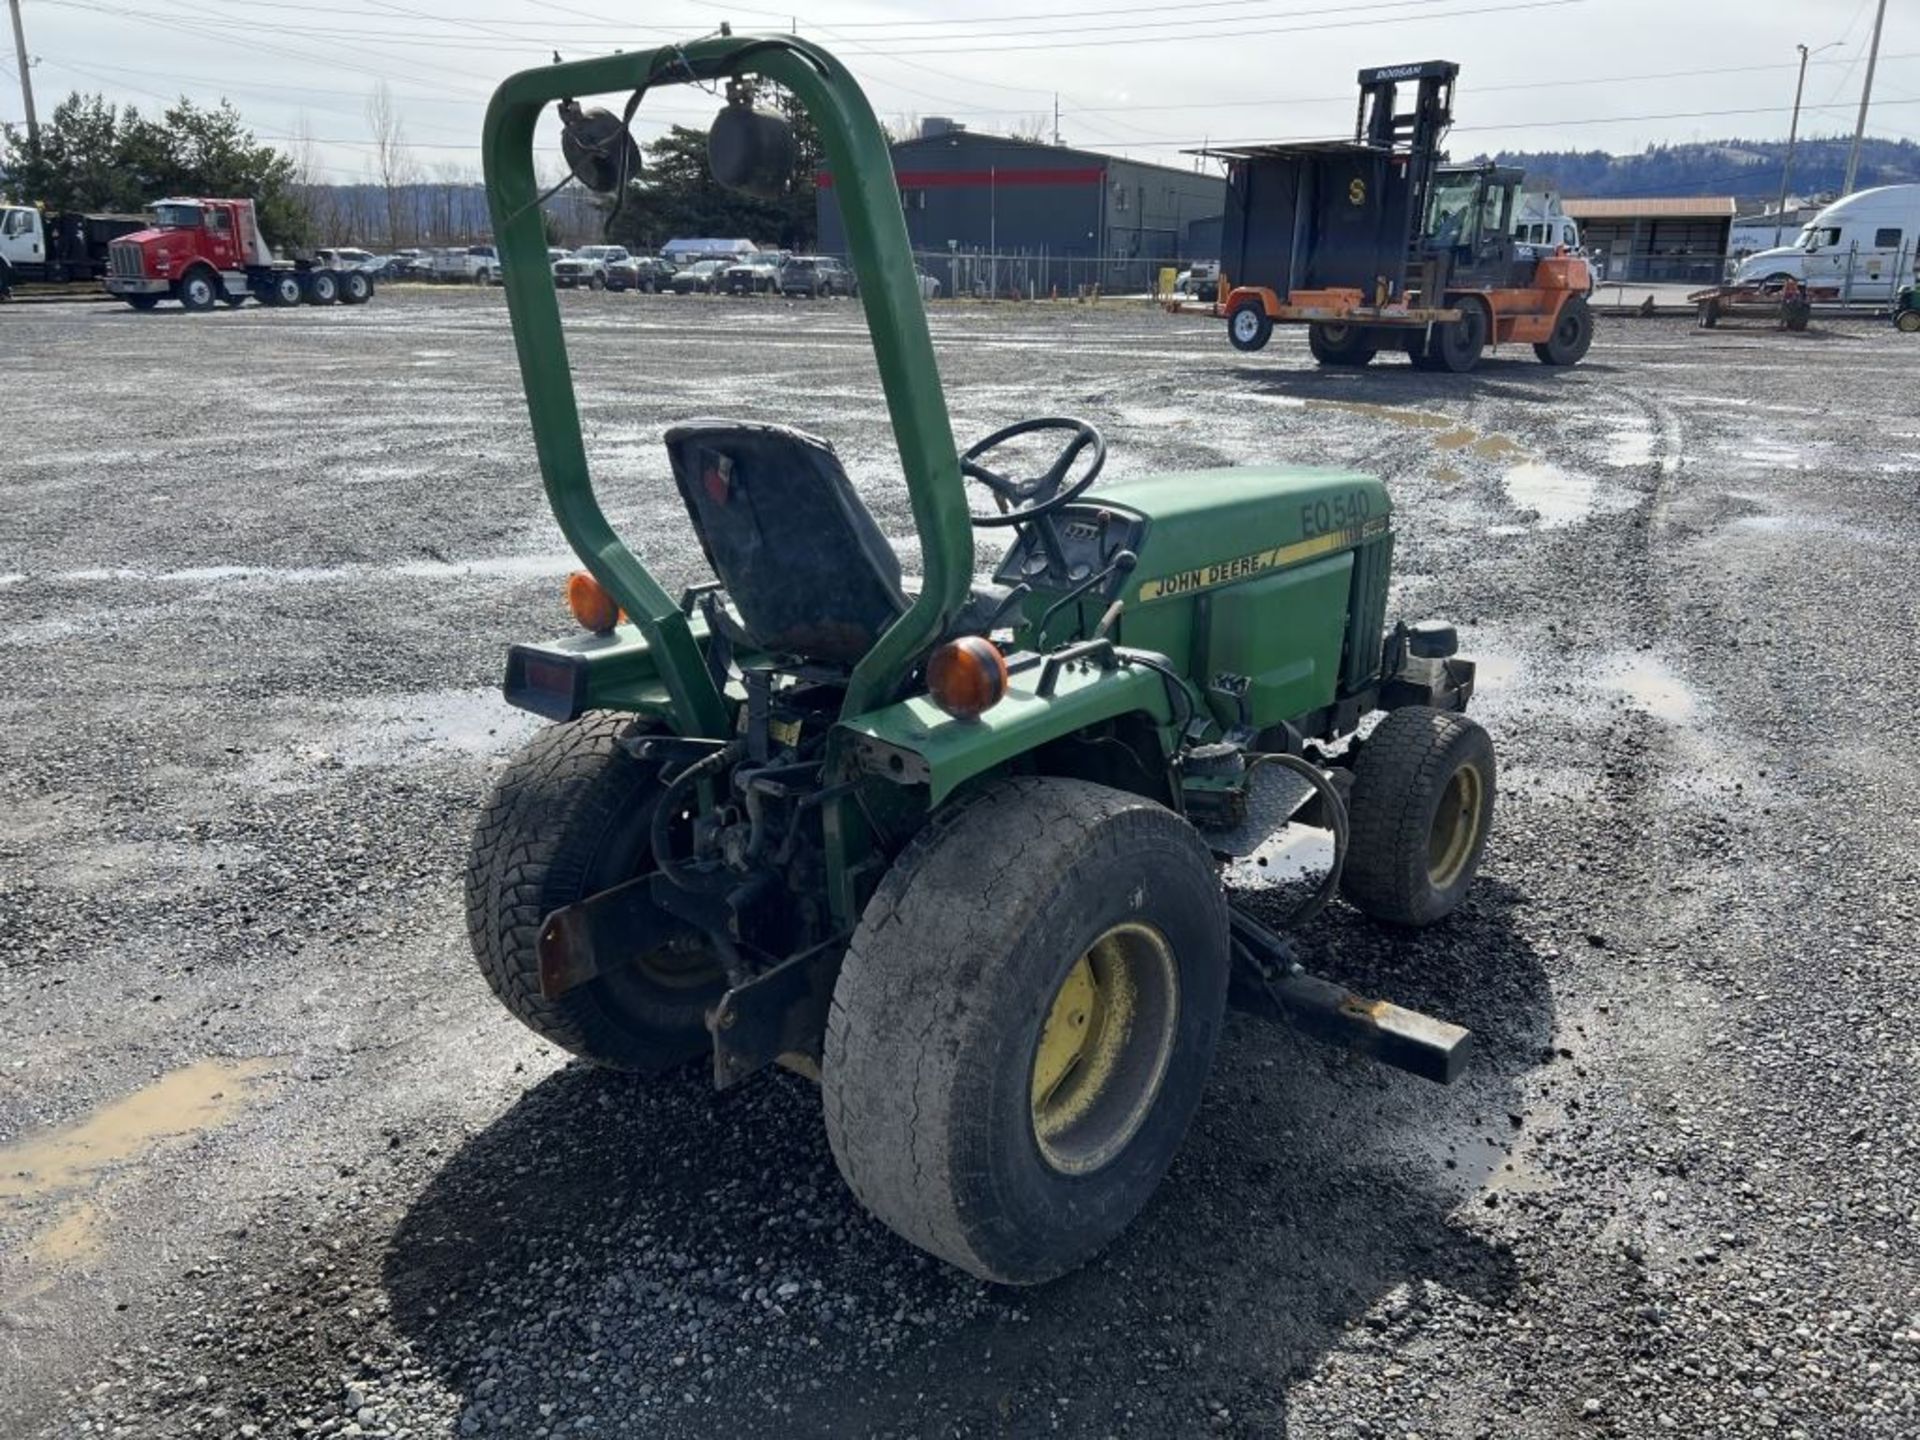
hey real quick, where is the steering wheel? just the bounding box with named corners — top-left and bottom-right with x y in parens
top-left (959, 417), bottom-right (1106, 528)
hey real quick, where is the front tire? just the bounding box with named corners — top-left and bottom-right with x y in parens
top-left (823, 777), bottom-right (1229, 1284)
top-left (465, 713), bottom-right (725, 1071)
top-left (1308, 322), bottom-right (1377, 367)
top-left (1341, 707), bottom-right (1495, 928)
top-left (1227, 297), bottom-right (1272, 352)
top-left (177, 268), bottom-right (219, 312)
top-left (1429, 299), bottom-right (1487, 373)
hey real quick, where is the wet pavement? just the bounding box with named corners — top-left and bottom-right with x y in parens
top-left (3, 289), bottom-right (1918, 1437)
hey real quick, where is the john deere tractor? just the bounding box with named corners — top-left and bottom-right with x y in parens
top-left (470, 35), bottom-right (1496, 1284)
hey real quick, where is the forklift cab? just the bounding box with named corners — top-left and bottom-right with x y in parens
top-left (1421, 164), bottom-right (1533, 290)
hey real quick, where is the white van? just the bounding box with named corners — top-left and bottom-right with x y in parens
top-left (1733, 184), bottom-right (1920, 298)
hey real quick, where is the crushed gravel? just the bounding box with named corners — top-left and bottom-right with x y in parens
top-left (2, 290), bottom-right (1917, 1438)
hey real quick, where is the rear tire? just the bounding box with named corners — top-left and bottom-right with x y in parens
top-left (823, 777), bottom-right (1229, 1284)
top-left (304, 269), bottom-right (339, 306)
top-left (1896, 309), bottom-right (1920, 333)
top-left (1341, 707), bottom-right (1496, 928)
top-left (265, 274), bottom-right (303, 307)
top-left (1227, 297), bottom-right (1272, 352)
top-left (177, 268), bottom-right (219, 312)
top-left (465, 713), bottom-right (726, 1071)
top-left (1534, 295), bottom-right (1593, 365)
top-left (340, 270), bottom-right (374, 305)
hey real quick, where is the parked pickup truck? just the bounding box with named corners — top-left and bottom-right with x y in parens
top-left (432, 245), bottom-right (500, 283)
top-left (553, 244), bottom-right (630, 290)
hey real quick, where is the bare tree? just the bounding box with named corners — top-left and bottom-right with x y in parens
top-left (1006, 113), bottom-right (1050, 144)
top-left (287, 115), bottom-right (344, 245)
top-left (366, 81), bottom-right (415, 248)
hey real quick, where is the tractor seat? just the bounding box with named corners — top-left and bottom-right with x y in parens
top-left (666, 421), bottom-right (1020, 667)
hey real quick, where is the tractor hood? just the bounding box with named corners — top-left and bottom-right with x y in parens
top-left (1087, 465), bottom-right (1390, 607)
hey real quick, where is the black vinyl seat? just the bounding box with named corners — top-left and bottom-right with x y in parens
top-left (665, 420), bottom-right (1029, 667)
top-left (666, 421), bottom-right (909, 665)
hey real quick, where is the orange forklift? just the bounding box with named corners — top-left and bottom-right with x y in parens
top-left (1215, 60), bottom-right (1594, 372)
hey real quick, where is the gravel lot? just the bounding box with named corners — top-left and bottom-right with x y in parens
top-left (3, 288), bottom-right (1917, 1438)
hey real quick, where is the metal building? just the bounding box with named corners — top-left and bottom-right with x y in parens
top-left (1562, 197), bottom-right (1738, 284)
top-left (816, 119), bottom-right (1227, 295)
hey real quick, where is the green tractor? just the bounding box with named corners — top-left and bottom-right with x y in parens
top-left (471, 35), bottom-right (1497, 1284)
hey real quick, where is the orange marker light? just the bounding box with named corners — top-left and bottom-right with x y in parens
top-left (926, 636), bottom-right (1009, 721)
top-left (566, 571), bottom-right (621, 633)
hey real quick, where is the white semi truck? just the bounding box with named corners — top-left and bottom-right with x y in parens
top-left (1732, 185), bottom-right (1920, 300)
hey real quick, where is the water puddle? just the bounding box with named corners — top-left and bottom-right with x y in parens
top-left (334, 686), bottom-right (543, 765)
top-left (1606, 425), bottom-right (1657, 467)
top-left (1503, 461), bottom-right (1594, 528)
top-left (1600, 653), bottom-right (1698, 724)
top-left (1, 1059), bottom-right (270, 1299)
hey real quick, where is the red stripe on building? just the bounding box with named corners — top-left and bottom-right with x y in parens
top-left (815, 166), bottom-right (1105, 189)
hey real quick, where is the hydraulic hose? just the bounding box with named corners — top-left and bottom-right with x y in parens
top-left (1241, 751), bottom-right (1350, 929)
top-left (651, 740), bottom-right (744, 891)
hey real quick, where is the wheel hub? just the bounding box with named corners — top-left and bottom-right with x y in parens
top-left (1029, 922), bottom-right (1179, 1175)
top-left (1427, 761), bottom-right (1486, 888)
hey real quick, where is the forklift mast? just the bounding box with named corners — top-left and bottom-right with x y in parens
top-left (1354, 60), bottom-right (1457, 284)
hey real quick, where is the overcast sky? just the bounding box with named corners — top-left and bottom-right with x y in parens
top-left (4, 0), bottom-right (1912, 183)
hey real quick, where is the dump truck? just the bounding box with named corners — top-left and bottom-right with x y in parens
top-left (1217, 61), bottom-right (1594, 372)
top-left (466, 36), bottom-right (1497, 1285)
top-left (0, 205), bottom-right (145, 296)
top-left (103, 197), bottom-right (374, 311)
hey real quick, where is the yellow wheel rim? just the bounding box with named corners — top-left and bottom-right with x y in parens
top-left (1427, 761), bottom-right (1486, 889)
top-left (1029, 922), bottom-right (1179, 1175)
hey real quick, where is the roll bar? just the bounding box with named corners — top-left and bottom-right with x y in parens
top-left (481, 36), bottom-right (975, 736)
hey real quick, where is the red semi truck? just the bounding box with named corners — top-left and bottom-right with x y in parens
top-left (104, 197), bottom-right (374, 311)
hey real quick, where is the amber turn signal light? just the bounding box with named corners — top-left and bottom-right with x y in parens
top-left (926, 636), bottom-right (1009, 721)
top-left (566, 571), bottom-right (621, 633)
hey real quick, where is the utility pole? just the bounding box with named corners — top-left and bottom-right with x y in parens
top-left (7, 0), bottom-right (37, 149)
top-left (1844, 0), bottom-right (1889, 196)
top-left (1775, 45), bottom-right (1813, 248)
top-left (1053, 93), bottom-right (1060, 147)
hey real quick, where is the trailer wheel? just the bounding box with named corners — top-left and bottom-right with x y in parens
top-left (1696, 299), bottom-right (1719, 329)
top-left (1897, 309), bottom-right (1920, 333)
top-left (1227, 298), bottom-right (1272, 352)
top-left (1341, 707), bottom-right (1495, 928)
top-left (823, 777), bottom-right (1228, 1284)
top-left (340, 270), bottom-right (374, 305)
top-left (1308, 322), bottom-right (1377, 367)
top-left (466, 713), bottom-right (726, 1072)
top-left (304, 269), bottom-right (340, 306)
top-left (1534, 295), bottom-right (1593, 366)
top-left (177, 268), bottom-right (219, 312)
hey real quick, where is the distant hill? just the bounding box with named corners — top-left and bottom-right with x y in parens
top-left (1468, 134), bottom-right (1920, 203)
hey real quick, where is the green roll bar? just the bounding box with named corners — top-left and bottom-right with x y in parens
top-left (481, 36), bottom-right (975, 737)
